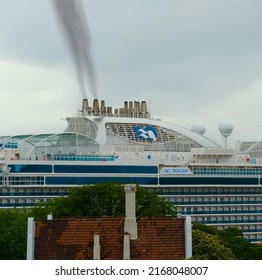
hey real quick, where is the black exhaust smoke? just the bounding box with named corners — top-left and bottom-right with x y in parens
top-left (50, 0), bottom-right (97, 99)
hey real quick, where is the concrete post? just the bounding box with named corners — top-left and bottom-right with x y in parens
top-left (93, 234), bottom-right (101, 260)
top-left (124, 184), bottom-right (137, 240)
top-left (184, 216), bottom-right (192, 259)
top-left (27, 217), bottom-right (35, 260)
top-left (123, 233), bottom-right (131, 260)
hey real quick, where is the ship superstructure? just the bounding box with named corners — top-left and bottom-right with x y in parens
top-left (1, 99), bottom-right (262, 242)
top-left (65, 99), bottom-right (220, 151)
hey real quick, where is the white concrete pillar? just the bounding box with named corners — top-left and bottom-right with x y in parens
top-left (184, 216), bottom-right (192, 259)
top-left (27, 217), bottom-right (35, 260)
top-left (93, 234), bottom-right (101, 260)
top-left (124, 184), bottom-right (137, 240)
top-left (123, 233), bottom-right (131, 260)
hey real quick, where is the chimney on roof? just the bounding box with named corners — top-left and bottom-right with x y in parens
top-left (124, 184), bottom-right (137, 240)
top-left (47, 213), bottom-right (53, 220)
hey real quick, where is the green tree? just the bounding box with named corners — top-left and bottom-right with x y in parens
top-left (30, 183), bottom-right (177, 219)
top-left (0, 209), bottom-right (29, 260)
top-left (219, 227), bottom-right (262, 260)
top-left (192, 223), bottom-right (262, 260)
top-left (191, 228), bottom-right (235, 260)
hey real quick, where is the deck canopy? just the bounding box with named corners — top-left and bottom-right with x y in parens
top-left (0, 132), bottom-right (99, 159)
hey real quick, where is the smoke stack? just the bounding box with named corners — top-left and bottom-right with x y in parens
top-left (93, 99), bottom-right (99, 114)
top-left (101, 100), bottom-right (105, 114)
top-left (82, 98), bottom-right (88, 112)
top-left (124, 184), bottom-right (137, 240)
top-left (107, 107), bottom-right (112, 115)
top-left (141, 101), bottom-right (147, 113)
top-left (124, 101), bottom-right (128, 115)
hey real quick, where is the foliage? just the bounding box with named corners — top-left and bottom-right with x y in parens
top-left (191, 223), bottom-right (262, 260)
top-left (190, 228), bottom-right (235, 260)
top-left (30, 183), bottom-right (177, 219)
top-left (219, 227), bottom-right (262, 260)
top-left (0, 209), bottom-right (29, 260)
top-left (192, 223), bottom-right (220, 235)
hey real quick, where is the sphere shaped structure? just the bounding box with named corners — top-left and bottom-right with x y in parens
top-left (219, 120), bottom-right (233, 137)
top-left (191, 121), bottom-right (206, 135)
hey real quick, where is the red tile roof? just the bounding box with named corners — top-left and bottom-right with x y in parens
top-left (34, 217), bottom-right (185, 260)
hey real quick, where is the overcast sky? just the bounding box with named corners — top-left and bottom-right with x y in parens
top-left (0, 0), bottom-right (262, 148)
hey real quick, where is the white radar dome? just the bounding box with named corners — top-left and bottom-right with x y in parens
top-left (219, 120), bottom-right (233, 137)
top-left (191, 121), bottom-right (206, 135)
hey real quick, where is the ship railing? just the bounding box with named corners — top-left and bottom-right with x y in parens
top-left (3, 154), bottom-right (117, 162)
top-left (51, 154), bottom-right (116, 161)
top-left (75, 111), bottom-right (151, 119)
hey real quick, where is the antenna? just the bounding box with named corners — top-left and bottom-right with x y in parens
top-left (219, 120), bottom-right (233, 148)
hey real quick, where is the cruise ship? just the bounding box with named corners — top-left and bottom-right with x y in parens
top-left (1, 99), bottom-right (262, 242)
